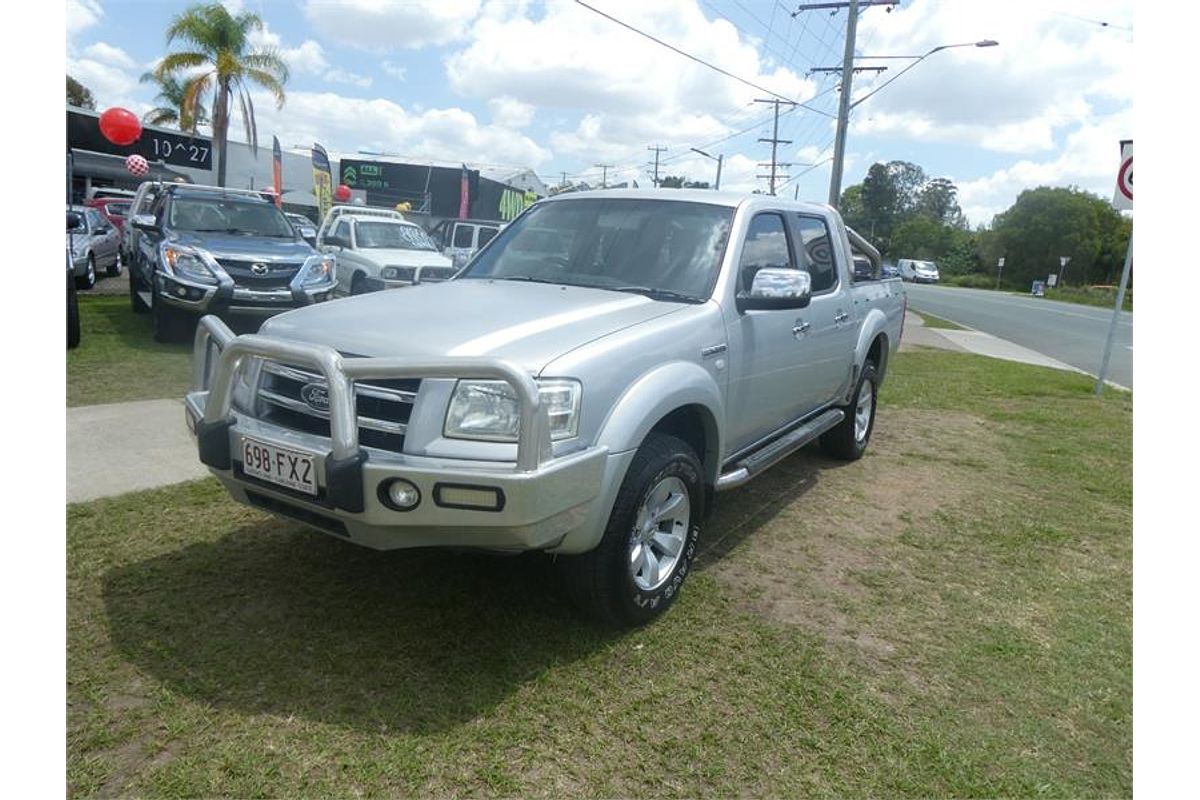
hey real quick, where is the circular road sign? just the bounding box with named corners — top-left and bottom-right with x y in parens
top-left (1118, 155), bottom-right (1133, 201)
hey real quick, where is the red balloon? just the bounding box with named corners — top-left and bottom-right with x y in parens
top-left (334, 184), bottom-right (352, 202)
top-left (98, 107), bottom-right (142, 146)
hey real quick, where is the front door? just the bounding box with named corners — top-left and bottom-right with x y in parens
top-left (723, 211), bottom-right (815, 453)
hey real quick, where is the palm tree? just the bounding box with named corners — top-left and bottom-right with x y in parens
top-left (155, 3), bottom-right (288, 186)
top-left (139, 71), bottom-right (208, 130)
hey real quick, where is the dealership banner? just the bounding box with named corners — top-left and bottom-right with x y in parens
top-left (272, 136), bottom-right (283, 207)
top-left (311, 143), bottom-right (333, 222)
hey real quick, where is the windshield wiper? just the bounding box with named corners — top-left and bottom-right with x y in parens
top-left (499, 275), bottom-right (566, 286)
top-left (608, 285), bottom-right (704, 304)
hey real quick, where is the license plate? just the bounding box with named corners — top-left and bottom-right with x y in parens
top-left (241, 437), bottom-right (317, 495)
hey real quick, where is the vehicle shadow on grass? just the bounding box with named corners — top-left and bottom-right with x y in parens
top-left (101, 519), bottom-right (621, 735)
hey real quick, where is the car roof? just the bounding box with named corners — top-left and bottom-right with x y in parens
top-left (540, 187), bottom-right (832, 216)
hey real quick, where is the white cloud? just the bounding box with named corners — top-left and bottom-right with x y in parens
top-left (848, 0), bottom-right (1132, 154)
top-left (446, 0), bottom-right (818, 169)
top-left (488, 96), bottom-right (535, 129)
top-left (324, 68), bottom-right (372, 88)
top-left (285, 41), bottom-right (330, 75)
top-left (81, 42), bottom-right (136, 71)
top-left (303, 0), bottom-right (483, 51)
top-left (66, 0), bottom-right (103, 38)
top-left (248, 90), bottom-right (551, 170)
top-left (382, 61), bottom-right (407, 81)
top-left (68, 42), bottom-right (148, 114)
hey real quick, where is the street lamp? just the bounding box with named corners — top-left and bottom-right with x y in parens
top-left (828, 39), bottom-right (998, 206)
top-left (690, 147), bottom-right (723, 190)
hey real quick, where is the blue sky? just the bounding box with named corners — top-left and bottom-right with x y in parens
top-left (66, 0), bottom-right (1133, 225)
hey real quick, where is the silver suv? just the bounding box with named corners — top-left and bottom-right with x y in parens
top-left (186, 190), bottom-right (905, 626)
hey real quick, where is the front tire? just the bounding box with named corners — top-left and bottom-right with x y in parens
top-left (820, 362), bottom-right (879, 461)
top-left (129, 267), bottom-right (149, 313)
top-left (107, 251), bottom-right (122, 278)
top-left (76, 255), bottom-right (96, 290)
top-left (560, 433), bottom-right (704, 627)
top-left (67, 280), bottom-right (81, 349)
top-left (152, 291), bottom-right (191, 343)
top-left (350, 272), bottom-right (368, 295)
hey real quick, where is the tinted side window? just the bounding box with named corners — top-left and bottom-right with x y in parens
top-left (453, 224), bottom-right (475, 248)
top-left (477, 227), bottom-right (498, 247)
top-left (793, 215), bottom-right (838, 293)
top-left (86, 210), bottom-right (103, 230)
top-left (738, 213), bottom-right (793, 292)
top-left (334, 220), bottom-right (351, 242)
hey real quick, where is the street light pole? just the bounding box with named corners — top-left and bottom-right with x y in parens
top-left (690, 147), bottom-right (723, 190)
top-left (828, 38), bottom-right (998, 207)
top-left (827, 0), bottom-right (860, 207)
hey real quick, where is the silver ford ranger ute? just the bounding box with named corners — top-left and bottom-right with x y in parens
top-left (185, 190), bottom-right (906, 626)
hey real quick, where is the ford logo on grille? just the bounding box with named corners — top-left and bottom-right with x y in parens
top-left (300, 383), bottom-right (330, 413)
top-left (251, 262), bottom-right (270, 275)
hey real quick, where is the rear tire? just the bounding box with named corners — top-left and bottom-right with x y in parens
top-left (820, 362), bottom-right (879, 461)
top-left (76, 255), bottom-right (96, 290)
top-left (559, 433), bottom-right (704, 627)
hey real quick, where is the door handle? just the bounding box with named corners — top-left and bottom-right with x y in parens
top-left (792, 320), bottom-right (811, 338)
top-left (834, 310), bottom-right (850, 324)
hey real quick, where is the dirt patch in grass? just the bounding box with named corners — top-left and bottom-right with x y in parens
top-left (703, 409), bottom-right (1002, 666)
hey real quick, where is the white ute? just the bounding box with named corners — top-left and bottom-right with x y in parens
top-left (315, 205), bottom-right (456, 296)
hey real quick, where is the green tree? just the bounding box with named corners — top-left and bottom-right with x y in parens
top-left (916, 177), bottom-right (965, 227)
top-left (659, 175), bottom-right (686, 188)
top-left (67, 75), bottom-right (95, 109)
top-left (886, 160), bottom-right (927, 217)
top-left (155, 3), bottom-right (289, 186)
top-left (860, 162), bottom-right (898, 245)
top-left (990, 186), bottom-right (1117, 287)
top-left (139, 71), bottom-right (209, 130)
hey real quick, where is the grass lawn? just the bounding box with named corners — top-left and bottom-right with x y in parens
top-left (67, 295), bottom-right (191, 407)
top-left (67, 350), bottom-right (1132, 797)
top-left (1041, 285), bottom-right (1133, 312)
top-left (913, 312), bottom-right (965, 330)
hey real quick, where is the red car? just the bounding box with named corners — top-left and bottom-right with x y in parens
top-left (85, 197), bottom-right (133, 236)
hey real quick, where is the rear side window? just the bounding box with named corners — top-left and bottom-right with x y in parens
top-left (334, 220), bottom-right (351, 243)
top-left (86, 209), bottom-right (103, 230)
top-left (793, 215), bottom-right (838, 293)
top-left (453, 225), bottom-right (475, 248)
top-left (738, 213), bottom-right (793, 292)
top-left (478, 227), bottom-right (498, 247)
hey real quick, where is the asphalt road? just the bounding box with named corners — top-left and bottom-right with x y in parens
top-left (903, 284), bottom-right (1133, 389)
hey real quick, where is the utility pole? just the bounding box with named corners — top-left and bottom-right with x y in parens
top-left (828, 0), bottom-right (860, 207)
top-left (647, 145), bottom-right (668, 187)
top-left (754, 97), bottom-right (796, 195)
top-left (594, 163), bottom-right (613, 188)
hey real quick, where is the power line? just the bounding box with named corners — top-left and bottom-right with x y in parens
top-left (574, 0), bottom-right (835, 117)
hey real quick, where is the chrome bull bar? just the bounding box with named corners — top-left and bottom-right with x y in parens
top-left (189, 315), bottom-right (553, 475)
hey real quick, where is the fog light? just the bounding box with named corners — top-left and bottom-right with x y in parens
top-left (379, 478), bottom-right (421, 511)
top-left (433, 483), bottom-right (505, 512)
top-left (175, 285), bottom-right (188, 298)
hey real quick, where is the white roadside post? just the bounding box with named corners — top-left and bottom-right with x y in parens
top-left (1095, 139), bottom-right (1133, 396)
top-left (996, 257), bottom-right (1005, 289)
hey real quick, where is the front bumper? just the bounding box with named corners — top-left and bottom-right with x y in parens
top-left (185, 316), bottom-right (608, 551)
top-left (156, 268), bottom-right (335, 316)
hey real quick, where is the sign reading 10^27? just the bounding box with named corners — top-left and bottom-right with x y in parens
top-left (143, 130), bottom-right (212, 169)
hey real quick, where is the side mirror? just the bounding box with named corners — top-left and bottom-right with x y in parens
top-left (299, 226), bottom-right (317, 241)
top-left (66, 212), bottom-right (83, 232)
top-left (736, 268), bottom-right (812, 312)
top-left (132, 214), bottom-right (159, 232)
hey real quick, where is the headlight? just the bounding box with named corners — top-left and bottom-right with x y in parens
top-left (382, 265), bottom-right (416, 282)
top-left (230, 357), bottom-right (262, 413)
top-left (298, 254), bottom-right (336, 286)
top-left (444, 379), bottom-right (581, 442)
top-left (161, 243), bottom-right (219, 285)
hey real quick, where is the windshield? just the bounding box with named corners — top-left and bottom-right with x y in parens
top-left (356, 221), bottom-right (438, 250)
top-left (105, 202), bottom-right (130, 217)
top-left (462, 198), bottom-right (733, 301)
top-left (168, 196), bottom-right (296, 237)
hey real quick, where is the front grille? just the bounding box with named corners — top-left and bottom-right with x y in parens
top-left (255, 360), bottom-right (420, 454)
top-left (218, 259), bottom-right (302, 289)
top-left (418, 266), bottom-right (455, 283)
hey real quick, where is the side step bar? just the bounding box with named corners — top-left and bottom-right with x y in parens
top-left (715, 408), bottom-right (845, 491)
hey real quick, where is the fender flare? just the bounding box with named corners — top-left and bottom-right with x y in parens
top-left (842, 308), bottom-right (891, 404)
top-left (595, 360), bottom-right (725, 485)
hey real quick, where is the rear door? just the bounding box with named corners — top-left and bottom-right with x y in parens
top-left (785, 212), bottom-right (857, 407)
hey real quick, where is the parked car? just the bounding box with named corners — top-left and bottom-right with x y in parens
top-left (896, 258), bottom-right (940, 283)
top-left (86, 197), bottom-right (133, 237)
top-left (67, 211), bottom-right (83, 348)
top-left (315, 205), bottom-right (455, 295)
top-left (127, 183), bottom-right (336, 342)
top-left (67, 204), bottom-right (121, 287)
top-left (184, 190), bottom-right (906, 627)
top-left (428, 217), bottom-right (504, 268)
top-left (880, 262), bottom-right (900, 279)
top-left (122, 180), bottom-right (167, 271)
top-left (286, 212), bottom-right (318, 246)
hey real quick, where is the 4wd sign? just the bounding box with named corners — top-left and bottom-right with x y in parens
top-left (1113, 139), bottom-right (1132, 210)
